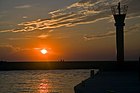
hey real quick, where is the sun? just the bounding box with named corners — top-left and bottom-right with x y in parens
top-left (40, 49), bottom-right (48, 55)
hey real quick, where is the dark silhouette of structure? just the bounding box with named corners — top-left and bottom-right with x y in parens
top-left (111, 2), bottom-right (128, 62)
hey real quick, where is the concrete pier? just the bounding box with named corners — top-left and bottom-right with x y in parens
top-left (74, 71), bottom-right (140, 93)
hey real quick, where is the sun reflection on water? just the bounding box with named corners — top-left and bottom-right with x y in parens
top-left (38, 79), bottom-right (50, 93)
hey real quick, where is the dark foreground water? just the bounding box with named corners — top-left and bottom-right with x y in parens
top-left (0, 70), bottom-right (92, 93)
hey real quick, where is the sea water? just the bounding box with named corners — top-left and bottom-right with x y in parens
top-left (0, 70), bottom-right (92, 93)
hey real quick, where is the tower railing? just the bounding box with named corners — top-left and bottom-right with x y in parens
top-left (111, 4), bottom-right (128, 15)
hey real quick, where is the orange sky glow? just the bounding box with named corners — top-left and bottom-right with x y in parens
top-left (0, 0), bottom-right (140, 61)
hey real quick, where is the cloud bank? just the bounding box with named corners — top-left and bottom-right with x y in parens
top-left (0, 0), bottom-right (138, 33)
top-left (0, 45), bottom-right (19, 59)
top-left (0, 0), bottom-right (128, 32)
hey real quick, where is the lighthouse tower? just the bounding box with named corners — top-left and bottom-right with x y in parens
top-left (111, 2), bottom-right (128, 62)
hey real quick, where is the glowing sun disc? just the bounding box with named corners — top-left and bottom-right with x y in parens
top-left (40, 49), bottom-right (48, 54)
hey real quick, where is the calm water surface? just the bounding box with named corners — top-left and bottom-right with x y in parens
top-left (0, 70), bottom-right (92, 93)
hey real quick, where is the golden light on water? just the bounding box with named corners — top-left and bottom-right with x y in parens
top-left (39, 83), bottom-right (49, 93)
top-left (38, 79), bottom-right (49, 93)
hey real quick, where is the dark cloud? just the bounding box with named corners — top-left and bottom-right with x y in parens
top-left (0, 45), bottom-right (18, 60)
top-left (84, 31), bottom-right (115, 40)
top-left (84, 24), bottom-right (140, 40)
top-left (0, 45), bottom-right (37, 61)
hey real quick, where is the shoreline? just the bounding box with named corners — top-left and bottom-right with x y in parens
top-left (0, 61), bottom-right (139, 71)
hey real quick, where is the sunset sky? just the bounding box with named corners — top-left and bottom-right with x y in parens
top-left (0, 0), bottom-right (140, 61)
